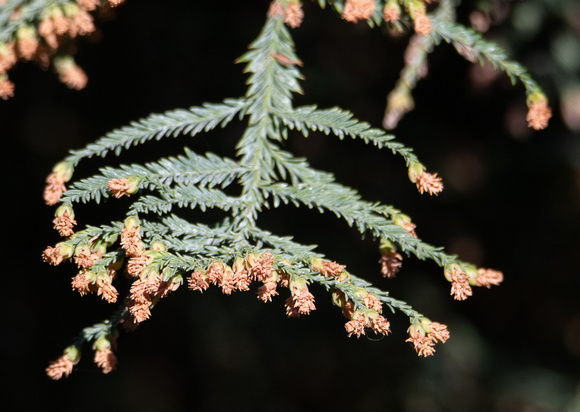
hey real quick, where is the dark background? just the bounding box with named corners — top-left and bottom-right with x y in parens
top-left (3, 0), bottom-right (580, 410)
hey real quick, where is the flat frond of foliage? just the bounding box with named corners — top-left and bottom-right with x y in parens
top-left (40, 0), bottom-right (534, 377)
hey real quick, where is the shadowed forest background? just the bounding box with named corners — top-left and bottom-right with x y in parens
top-left (3, 0), bottom-right (580, 410)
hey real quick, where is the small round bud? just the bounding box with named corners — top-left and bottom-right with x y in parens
top-left (289, 276), bottom-right (307, 291)
top-left (55, 204), bottom-right (75, 219)
top-left (123, 215), bottom-right (140, 231)
top-left (52, 161), bottom-right (74, 183)
top-left (353, 287), bottom-right (369, 299)
top-left (331, 290), bottom-right (346, 308)
top-left (150, 241), bottom-right (167, 252)
top-left (379, 238), bottom-right (396, 255)
top-left (64, 345), bottom-right (81, 364)
top-left (407, 162), bottom-right (425, 184)
top-left (93, 335), bottom-right (112, 351)
top-left (310, 257), bottom-right (324, 273)
top-left (462, 264), bottom-right (479, 285)
top-left (126, 176), bottom-right (140, 193)
top-left (57, 242), bottom-right (75, 259)
top-left (444, 262), bottom-right (463, 282)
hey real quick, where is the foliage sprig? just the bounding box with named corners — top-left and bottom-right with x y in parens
top-left (41, 0), bottom-right (544, 379)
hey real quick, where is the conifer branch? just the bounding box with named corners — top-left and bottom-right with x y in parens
top-left (234, 15), bottom-right (304, 231)
top-left (64, 222), bottom-right (123, 247)
top-left (264, 180), bottom-right (454, 267)
top-left (142, 216), bottom-right (244, 256)
top-left (0, 1), bottom-right (45, 42)
top-left (64, 149), bottom-right (245, 204)
top-left (273, 106), bottom-right (421, 167)
top-left (128, 186), bottom-right (243, 215)
top-left (429, 17), bottom-right (543, 96)
top-left (41, 1), bottom-right (522, 377)
top-left (65, 98), bottom-right (248, 167)
top-left (148, 215), bottom-right (227, 240)
top-left (75, 306), bottom-right (127, 346)
top-left (250, 227), bottom-right (320, 257)
top-left (237, 16), bottom-right (302, 120)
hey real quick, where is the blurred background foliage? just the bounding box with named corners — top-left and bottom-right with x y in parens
top-left (2, 0), bottom-right (580, 410)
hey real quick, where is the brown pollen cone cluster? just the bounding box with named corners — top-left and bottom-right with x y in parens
top-left (45, 353), bottom-right (76, 380)
top-left (342, 0), bottom-right (376, 22)
top-left (415, 171), bottom-right (444, 195)
top-left (186, 252), bottom-right (317, 318)
top-left (267, 1), bottom-right (303, 28)
top-left (527, 98), bottom-right (552, 130)
top-left (1, 0), bottom-right (126, 99)
top-left (406, 321), bottom-right (449, 356)
top-left (43, 172), bottom-right (67, 206)
top-left (379, 250), bottom-right (403, 278)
